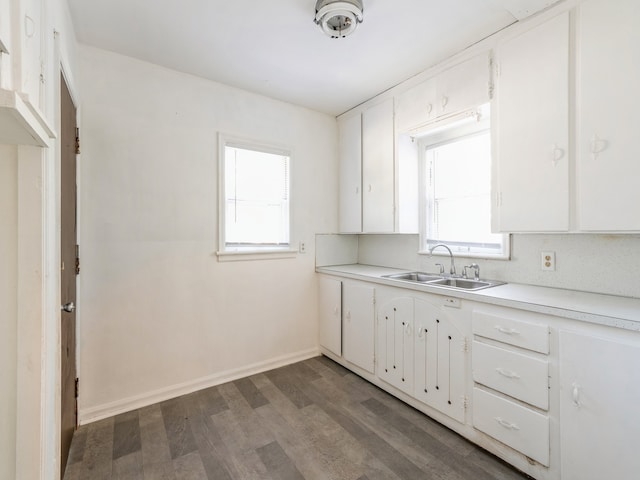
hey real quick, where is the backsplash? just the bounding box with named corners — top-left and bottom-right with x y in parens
top-left (317, 233), bottom-right (640, 299)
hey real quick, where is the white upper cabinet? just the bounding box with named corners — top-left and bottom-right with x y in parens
top-left (494, 12), bottom-right (570, 232)
top-left (435, 54), bottom-right (490, 117)
top-left (362, 98), bottom-right (395, 233)
top-left (395, 78), bottom-right (436, 132)
top-left (394, 53), bottom-right (490, 133)
top-left (0, 0), bottom-right (53, 146)
top-left (338, 113), bottom-right (362, 233)
top-left (18, 0), bottom-right (44, 110)
top-left (576, 0), bottom-right (640, 231)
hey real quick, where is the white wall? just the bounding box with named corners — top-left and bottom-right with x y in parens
top-left (354, 233), bottom-right (640, 298)
top-left (0, 145), bottom-right (18, 480)
top-left (77, 46), bottom-right (338, 422)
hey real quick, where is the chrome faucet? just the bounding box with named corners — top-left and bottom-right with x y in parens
top-left (429, 244), bottom-right (457, 276)
top-left (463, 263), bottom-right (480, 281)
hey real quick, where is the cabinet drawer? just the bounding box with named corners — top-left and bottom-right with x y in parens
top-left (473, 341), bottom-right (549, 410)
top-left (473, 309), bottom-right (549, 353)
top-left (473, 388), bottom-right (549, 466)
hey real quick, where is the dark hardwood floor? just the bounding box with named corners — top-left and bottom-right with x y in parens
top-left (63, 356), bottom-right (531, 480)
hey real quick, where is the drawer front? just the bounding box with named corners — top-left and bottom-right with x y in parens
top-left (473, 309), bottom-right (549, 353)
top-left (473, 387), bottom-right (549, 466)
top-left (472, 341), bottom-right (549, 410)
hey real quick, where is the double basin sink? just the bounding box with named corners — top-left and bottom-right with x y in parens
top-left (382, 272), bottom-right (504, 291)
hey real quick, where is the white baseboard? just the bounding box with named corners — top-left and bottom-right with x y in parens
top-left (78, 347), bottom-right (321, 425)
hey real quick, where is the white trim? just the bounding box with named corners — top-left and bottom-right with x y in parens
top-left (78, 348), bottom-right (320, 425)
top-left (218, 132), bottom-right (294, 256)
top-left (216, 249), bottom-right (298, 262)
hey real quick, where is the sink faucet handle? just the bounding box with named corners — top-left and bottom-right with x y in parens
top-left (435, 263), bottom-right (445, 275)
top-left (463, 264), bottom-right (480, 280)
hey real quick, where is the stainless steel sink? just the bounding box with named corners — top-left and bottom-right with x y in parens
top-left (382, 271), bottom-right (504, 291)
top-left (429, 278), bottom-right (498, 290)
top-left (384, 272), bottom-right (444, 283)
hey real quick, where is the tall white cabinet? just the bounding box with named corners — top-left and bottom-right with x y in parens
top-left (494, 12), bottom-right (570, 232)
top-left (338, 113), bottom-right (362, 233)
top-left (362, 98), bottom-right (395, 233)
top-left (576, 0), bottom-right (640, 231)
top-left (337, 98), bottom-right (395, 233)
top-left (559, 329), bottom-right (640, 480)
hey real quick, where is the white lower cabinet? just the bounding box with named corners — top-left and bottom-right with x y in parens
top-left (318, 276), bottom-right (376, 374)
top-left (318, 277), bottom-right (342, 357)
top-left (377, 296), bottom-right (414, 395)
top-left (377, 292), bottom-right (470, 423)
top-left (473, 387), bottom-right (550, 466)
top-left (559, 329), bottom-right (640, 480)
top-left (414, 299), bottom-right (467, 423)
top-left (342, 282), bottom-right (375, 374)
top-left (472, 306), bottom-right (551, 467)
top-left (319, 273), bottom-right (640, 480)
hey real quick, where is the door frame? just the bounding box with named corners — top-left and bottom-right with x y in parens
top-left (59, 65), bottom-right (80, 476)
top-left (13, 33), bottom-right (82, 480)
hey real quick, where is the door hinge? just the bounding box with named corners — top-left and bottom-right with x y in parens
top-left (75, 127), bottom-right (81, 154)
top-left (75, 244), bottom-right (80, 275)
top-left (74, 378), bottom-right (79, 399)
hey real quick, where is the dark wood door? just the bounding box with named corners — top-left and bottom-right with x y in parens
top-left (60, 73), bottom-right (78, 476)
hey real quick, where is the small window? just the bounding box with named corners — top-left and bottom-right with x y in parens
top-left (419, 106), bottom-right (508, 258)
top-left (219, 135), bottom-right (291, 255)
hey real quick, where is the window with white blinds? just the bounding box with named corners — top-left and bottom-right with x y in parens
top-left (418, 106), bottom-right (508, 258)
top-left (220, 138), bottom-right (290, 252)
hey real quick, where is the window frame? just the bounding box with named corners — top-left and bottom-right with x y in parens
top-left (416, 107), bottom-right (510, 260)
top-left (217, 133), bottom-right (296, 260)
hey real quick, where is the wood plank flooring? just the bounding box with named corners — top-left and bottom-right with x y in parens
top-left (63, 356), bottom-right (531, 480)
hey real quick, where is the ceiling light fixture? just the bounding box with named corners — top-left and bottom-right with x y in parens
top-left (314, 0), bottom-right (363, 38)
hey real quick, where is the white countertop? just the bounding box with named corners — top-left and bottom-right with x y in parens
top-left (317, 264), bottom-right (640, 331)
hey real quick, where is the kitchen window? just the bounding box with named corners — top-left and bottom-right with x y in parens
top-left (218, 134), bottom-right (293, 259)
top-left (418, 106), bottom-right (508, 258)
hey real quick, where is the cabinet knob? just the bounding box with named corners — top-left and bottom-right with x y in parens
top-left (590, 134), bottom-right (607, 160)
top-left (572, 382), bottom-right (581, 408)
top-left (426, 103), bottom-right (433, 114)
top-left (441, 95), bottom-right (448, 109)
top-left (552, 144), bottom-right (565, 165)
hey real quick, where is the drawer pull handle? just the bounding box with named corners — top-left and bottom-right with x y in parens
top-left (495, 417), bottom-right (520, 431)
top-left (495, 325), bottom-right (520, 335)
top-left (496, 367), bottom-right (520, 379)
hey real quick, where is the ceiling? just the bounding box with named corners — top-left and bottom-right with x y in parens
top-left (66, 0), bottom-right (560, 116)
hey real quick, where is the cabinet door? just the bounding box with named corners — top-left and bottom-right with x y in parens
top-left (559, 330), bottom-right (640, 479)
top-left (576, 0), bottom-right (640, 231)
top-left (436, 54), bottom-right (489, 116)
top-left (395, 78), bottom-right (436, 132)
top-left (377, 297), bottom-right (414, 394)
top-left (414, 300), bottom-right (466, 423)
top-left (495, 13), bottom-right (570, 232)
top-left (318, 277), bottom-right (341, 357)
top-left (343, 283), bottom-right (375, 373)
top-left (362, 98), bottom-right (394, 233)
top-left (338, 113), bottom-right (362, 233)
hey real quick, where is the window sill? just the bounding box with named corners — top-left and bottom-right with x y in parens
top-left (418, 250), bottom-right (510, 261)
top-left (216, 249), bottom-right (298, 262)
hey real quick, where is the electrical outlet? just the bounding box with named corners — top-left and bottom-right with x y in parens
top-left (299, 242), bottom-right (306, 253)
top-left (541, 251), bottom-right (555, 271)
